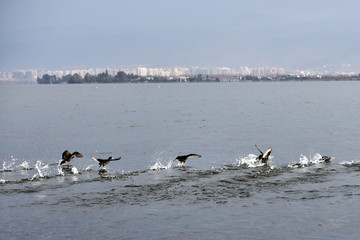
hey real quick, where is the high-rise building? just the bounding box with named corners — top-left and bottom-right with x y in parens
top-left (137, 67), bottom-right (148, 76)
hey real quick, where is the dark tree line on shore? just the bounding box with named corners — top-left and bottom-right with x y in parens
top-left (37, 70), bottom-right (360, 84)
top-left (37, 71), bottom-right (140, 84)
top-left (37, 71), bottom-right (217, 84)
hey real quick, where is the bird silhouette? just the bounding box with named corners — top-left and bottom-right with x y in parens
top-left (92, 156), bottom-right (122, 168)
top-left (174, 154), bottom-right (201, 164)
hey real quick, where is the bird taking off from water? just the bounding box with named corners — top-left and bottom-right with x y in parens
top-left (255, 145), bottom-right (272, 163)
top-left (92, 156), bottom-right (122, 168)
top-left (61, 150), bottom-right (83, 165)
top-left (174, 154), bottom-right (201, 164)
top-left (321, 156), bottom-right (332, 162)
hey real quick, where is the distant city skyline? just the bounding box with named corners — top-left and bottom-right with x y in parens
top-left (1, 0), bottom-right (360, 71)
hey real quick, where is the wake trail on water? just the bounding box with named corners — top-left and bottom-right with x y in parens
top-left (1, 153), bottom-right (360, 186)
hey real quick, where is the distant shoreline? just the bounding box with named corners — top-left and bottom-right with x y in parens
top-left (34, 71), bottom-right (360, 84)
top-left (1, 74), bottom-right (360, 84)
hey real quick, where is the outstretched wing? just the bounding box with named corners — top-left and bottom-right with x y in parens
top-left (255, 145), bottom-right (264, 155)
top-left (263, 147), bottom-right (272, 159)
top-left (92, 156), bottom-right (103, 162)
top-left (110, 156), bottom-right (122, 161)
top-left (186, 154), bottom-right (201, 158)
top-left (73, 152), bottom-right (83, 158)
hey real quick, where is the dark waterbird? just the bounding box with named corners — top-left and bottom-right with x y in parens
top-left (174, 154), bottom-right (201, 164)
top-left (255, 145), bottom-right (272, 163)
top-left (321, 156), bottom-right (332, 162)
top-left (92, 156), bottom-right (122, 168)
top-left (61, 150), bottom-right (83, 165)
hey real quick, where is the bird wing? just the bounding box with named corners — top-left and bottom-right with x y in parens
top-left (186, 154), bottom-right (201, 158)
top-left (109, 156), bottom-right (121, 161)
top-left (255, 145), bottom-right (264, 155)
top-left (73, 152), bottom-right (83, 158)
top-left (263, 147), bottom-right (272, 159)
top-left (92, 156), bottom-right (103, 162)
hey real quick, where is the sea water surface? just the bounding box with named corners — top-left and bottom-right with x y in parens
top-left (1, 82), bottom-right (360, 239)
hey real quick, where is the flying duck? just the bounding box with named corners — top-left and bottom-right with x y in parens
top-left (255, 145), bottom-right (272, 163)
top-left (92, 156), bottom-right (122, 168)
top-left (61, 150), bottom-right (83, 165)
top-left (174, 154), bottom-right (201, 164)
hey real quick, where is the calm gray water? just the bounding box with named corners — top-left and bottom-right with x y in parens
top-left (1, 82), bottom-right (360, 240)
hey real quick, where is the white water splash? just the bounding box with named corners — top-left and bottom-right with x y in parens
top-left (299, 154), bottom-right (310, 166)
top-left (71, 167), bottom-right (79, 175)
top-left (288, 153), bottom-right (331, 168)
top-left (57, 161), bottom-right (64, 176)
top-left (18, 161), bottom-right (30, 170)
top-left (149, 159), bottom-right (173, 170)
top-left (0, 179), bottom-right (7, 184)
top-left (30, 173), bottom-right (39, 180)
top-left (1, 156), bottom-right (17, 171)
top-left (236, 154), bottom-right (267, 168)
top-left (35, 161), bottom-right (44, 178)
top-left (175, 161), bottom-right (188, 168)
top-left (35, 161), bottom-right (49, 178)
top-left (85, 165), bottom-right (94, 171)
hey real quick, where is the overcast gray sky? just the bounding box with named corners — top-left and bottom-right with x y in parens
top-left (1, 0), bottom-right (359, 70)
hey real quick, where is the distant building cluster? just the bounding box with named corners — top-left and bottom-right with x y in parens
top-left (0, 70), bottom-right (37, 83)
top-left (0, 64), bottom-right (358, 83)
top-left (135, 66), bottom-right (285, 77)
